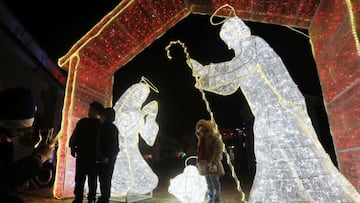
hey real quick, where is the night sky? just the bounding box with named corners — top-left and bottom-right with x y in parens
top-left (2, 1), bottom-right (336, 164)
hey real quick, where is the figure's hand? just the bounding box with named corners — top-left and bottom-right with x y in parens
top-left (70, 148), bottom-right (76, 158)
top-left (187, 58), bottom-right (207, 78)
top-left (140, 101), bottom-right (159, 146)
top-left (96, 157), bottom-right (109, 164)
top-left (207, 162), bottom-right (217, 172)
top-left (33, 128), bottom-right (56, 163)
top-left (187, 58), bottom-right (202, 71)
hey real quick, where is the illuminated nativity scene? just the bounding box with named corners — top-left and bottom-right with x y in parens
top-left (51, 0), bottom-right (360, 202)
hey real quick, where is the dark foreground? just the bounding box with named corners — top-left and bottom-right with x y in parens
top-left (21, 174), bottom-right (251, 203)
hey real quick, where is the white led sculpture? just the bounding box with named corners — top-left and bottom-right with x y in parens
top-left (168, 158), bottom-right (207, 203)
top-left (188, 16), bottom-right (360, 202)
top-left (111, 78), bottom-right (159, 200)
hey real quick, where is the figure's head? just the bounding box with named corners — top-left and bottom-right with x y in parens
top-left (0, 88), bottom-right (36, 143)
top-left (220, 16), bottom-right (251, 49)
top-left (89, 101), bottom-right (104, 118)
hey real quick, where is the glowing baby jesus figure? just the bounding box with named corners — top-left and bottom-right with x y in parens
top-left (111, 79), bottom-right (159, 198)
top-left (188, 16), bottom-right (360, 202)
top-left (168, 165), bottom-right (207, 203)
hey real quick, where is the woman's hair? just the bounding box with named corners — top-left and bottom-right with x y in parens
top-left (195, 119), bottom-right (216, 136)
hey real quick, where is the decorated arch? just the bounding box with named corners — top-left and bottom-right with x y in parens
top-left (53, 0), bottom-right (360, 198)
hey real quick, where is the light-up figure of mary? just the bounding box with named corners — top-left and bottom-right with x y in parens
top-left (188, 16), bottom-right (360, 202)
top-left (110, 78), bottom-right (159, 199)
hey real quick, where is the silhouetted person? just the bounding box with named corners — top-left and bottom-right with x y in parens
top-left (96, 107), bottom-right (119, 203)
top-left (69, 101), bottom-right (104, 203)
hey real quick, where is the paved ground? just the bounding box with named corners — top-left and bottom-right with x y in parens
top-left (20, 175), bottom-right (251, 203)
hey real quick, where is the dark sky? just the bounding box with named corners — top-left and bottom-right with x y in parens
top-left (3, 1), bottom-right (334, 157)
top-left (2, 0), bottom-right (120, 59)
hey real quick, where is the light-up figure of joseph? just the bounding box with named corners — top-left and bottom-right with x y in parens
top-left (110, 79), bottom-right (159, 198)
top-left (188, 16), bottom-right (360, 202)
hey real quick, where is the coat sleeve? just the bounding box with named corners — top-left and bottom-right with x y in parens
top-left (100, 124), bottom-right (119, 158)
top-left (210, 135), bottom-right (224, 165)
top-left (0, 155), bottom-right (42, 196)
top-left (69, 120), bottom-right (81, 150)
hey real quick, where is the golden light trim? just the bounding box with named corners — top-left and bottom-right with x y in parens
top-left (53, 54), bottom-right (81, 199)
top-left (345, 0), bottom-right (360, 55)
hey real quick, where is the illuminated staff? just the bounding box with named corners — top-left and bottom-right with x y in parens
top-left (166, 41), bottom-right (247, 202)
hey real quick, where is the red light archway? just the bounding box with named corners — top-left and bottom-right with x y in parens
top-left (53, 0), bottom-right (360, 198)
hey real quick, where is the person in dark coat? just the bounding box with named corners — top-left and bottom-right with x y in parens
top-left (0, 88), bottom-right (55, 203)
top-left (96, 107), bottom-right (119, 203)
top-left (69, 101), bottom-right (104, 203)
top-left (195, 119), bottom-right (225, 203)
